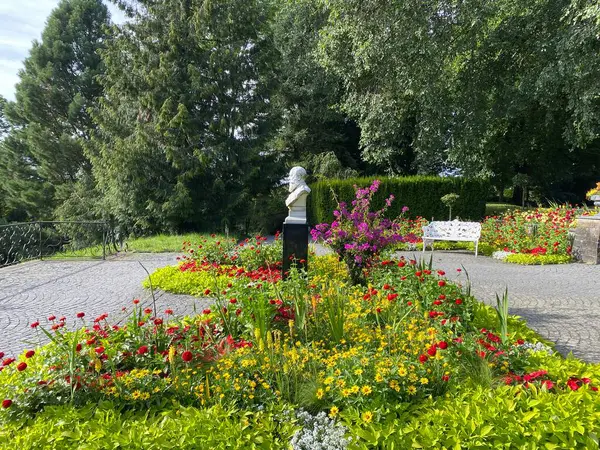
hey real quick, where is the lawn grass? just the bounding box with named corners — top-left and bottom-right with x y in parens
top-left (485, 202), bottom-right (519, 217)
top-left (48, 233), bottom-right (229, 259)
top-left (125, 233), bottom-right (226, 253)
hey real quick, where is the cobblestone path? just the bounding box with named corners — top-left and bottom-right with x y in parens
top-left (0, 253), bottom-right (209, 357)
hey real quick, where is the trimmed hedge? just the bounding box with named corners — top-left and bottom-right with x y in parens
top-left (308, 176), bottom-right (489, 225)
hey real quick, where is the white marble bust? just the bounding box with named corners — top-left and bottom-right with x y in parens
top-left (285, 166), bottom-right (311, 224)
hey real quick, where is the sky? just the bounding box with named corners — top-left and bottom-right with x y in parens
top-left (0, 0), bottom-right (126, 101)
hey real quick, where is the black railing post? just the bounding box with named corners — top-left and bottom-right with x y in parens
top-left (102, 223), bottom-right (106, 260)
top-left (38, 222), bottom-right (43, 260)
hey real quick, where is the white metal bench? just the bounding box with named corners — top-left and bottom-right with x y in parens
top-left (422, 220), bottom-right (482, 256)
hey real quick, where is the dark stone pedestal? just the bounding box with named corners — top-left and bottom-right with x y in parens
top-left (572, 216), bottom-right (600, 264)
top-left (282, 222), bottom-right (309, 277)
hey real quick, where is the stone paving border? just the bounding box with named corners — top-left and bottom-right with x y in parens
top-left (0, 253), bottom-right (209, 357)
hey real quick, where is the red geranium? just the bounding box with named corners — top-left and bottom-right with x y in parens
top-left (181, 351), bottom-right (193, 362)
top-left (25, 350), bottom-right (35, 358)
top-left (1, 399), bottom-right (12, 408)
top-left (17, 362), bottom-right (27, 371)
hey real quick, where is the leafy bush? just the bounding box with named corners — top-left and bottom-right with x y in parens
top-left (309, 176), bottom-right (489, 225)
top-left (504, 254), bottom-right (573, 265)
top-left (0, 402), bottom-right (298, 449)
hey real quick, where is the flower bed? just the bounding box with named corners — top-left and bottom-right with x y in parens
top-left (2, 249), bottom-right (600, 447)
top-left (395, 205), bottom-right (600, 264)
top-left (2, 185), bottom-right (600, 448)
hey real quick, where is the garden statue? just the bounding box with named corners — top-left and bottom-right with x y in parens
top-left (282, 166), bottom-right (311, 276)
top-left (285, 166), bottom-right (311, 224)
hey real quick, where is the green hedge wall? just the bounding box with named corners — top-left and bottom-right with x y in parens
top-left (308, 176), bottom-right (490, 225)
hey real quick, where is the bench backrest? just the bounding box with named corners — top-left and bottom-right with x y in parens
top-left (422, 220), bottom-right (481, 240)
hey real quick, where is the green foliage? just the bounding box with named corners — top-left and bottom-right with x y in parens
top-left (144, 265), bottom-right (226, 296)
top-left (504, 254), bottom-right (573, 265)
top-left (309, 176), bottom-right (489, 225)
top-left (89, 0), bottom-right (284, 235)
top-left (0, 402), bottom-right (297, 449)
top-left (341, 386), bottom-right (600, 449)
top-left (0, 0), bottom-right (110, 221)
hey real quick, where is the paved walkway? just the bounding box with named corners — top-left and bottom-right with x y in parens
top-left (0, 253), bottom-right (209, 357)
top-left (396, 250), bottom-right (600, 363)
top-left (1, 250), bottom-right (599, 363)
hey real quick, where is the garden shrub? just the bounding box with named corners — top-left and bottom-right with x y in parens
top-left (0, 402), bottom-right (298, 449)
top-left (504, 254), bottom-right (572, 265)
top-left (309, 176), bottom-right (489, 225)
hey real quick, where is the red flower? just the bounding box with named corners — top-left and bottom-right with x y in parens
top-left (387, 293), bottom-right (398, 302)
top-left (397, 261), bottom-right (406, 268)
top-left (427, 345), bottom-right (437, 357)
top-left (204, 289), bottom-right (211, 296)
top-left (48, 315), bottom-right (56, 321)
top-left (567, 379), bottom-right (580, 391)
top-left (442, 375), bottom-right (450, 382)
top-left (165, 309), bottom-right (174, 315)
top-left (433, 300), bottom-right (442, 305)
top-left (229, 298), bottom-right (237, 304)
top-left (203, 309), bottom-right (211, 315)
top-left (144, 308), bottom-right (152, 315)
top-left (437, 270), bottom-right (445, 276)
top-left (25, 350), bottom-right (35, 359)
top-left (133, 299), bottom-right (140, 305)
top-left (419, 354), bottom-right (428, 363)
top-left (17, 362), bottom-right (27, 371)
top-left (383, 284), bottom-right (391, 290)
top-left (455, 299), bottom-right (463, 305)
top-left (154, 318), bottom-right (163, 326)
top-left (76, 312), bottom-right (85, 319)
top-left (76, 343), bottom-right (82, 352)
top-left (137, 345), bottom-right (148, 355)
top-left (95, 346), bottom-right (105, 354)
top-left (181, 351), bottom-right (193, 362)
top-left (30, 321), bottom-right (40, 328)
top-left (0, 352), bottom-right (4, 359)
top-left (1, 399), bottom-right (12, 408)
top-left (438, 341), bottom-right (448, 350)
top-left (2, 358), bottom-right (15, 366)
top-left (438, 280), bottom-right (446, 287)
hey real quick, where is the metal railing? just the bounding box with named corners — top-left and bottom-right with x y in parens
top-left (0, 221), bottom-right (111, 267)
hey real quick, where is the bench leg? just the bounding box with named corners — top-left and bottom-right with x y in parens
top-left (475, 241), bottom-right (479, 257)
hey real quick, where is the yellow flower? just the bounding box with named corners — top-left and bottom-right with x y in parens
top-left (354, 368), bottom-right (363, 376)
top-left (329, 406), bottom-right (339, 418)
top-left (361, 385), bottom-right (372, 395)
top-left (341, 388), bottom-right (351, 397)
top-left (398, 367), bottom-right (407, 377)
top-left (316, 388), bottom-right (325, 400)
top-left (375, 373), bottom-right (384, 382)
top-left (361, 411), bottom-right (373, 423)
top-left (351, 385), bottom-right (359, 394)
top-left (168, 346), bottom-right (176, 365)
top-left (407, 385), bottom-right (417, 395)
top-left (420, 377), bottom-right (429, 385)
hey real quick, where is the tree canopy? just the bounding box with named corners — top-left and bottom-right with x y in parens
top-left (1, 0), bottom-right (599, 229)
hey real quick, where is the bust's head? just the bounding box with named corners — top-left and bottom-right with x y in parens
top-left (288, 166), bottom-right (307, 192)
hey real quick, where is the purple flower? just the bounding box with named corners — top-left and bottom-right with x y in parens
top-left (402, 206), bottom-right (409, 213)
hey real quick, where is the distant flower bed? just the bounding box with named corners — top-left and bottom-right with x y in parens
top-left (394, 205), bottom-right (600, 264)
